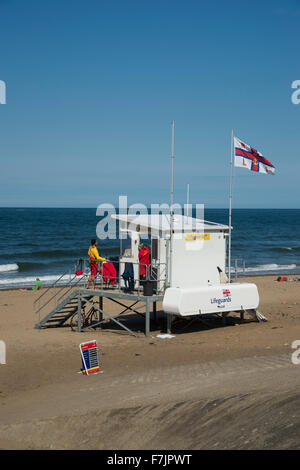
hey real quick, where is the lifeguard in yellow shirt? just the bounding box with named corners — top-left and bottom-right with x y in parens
top-left (87, 239), bottom-right (106, 289)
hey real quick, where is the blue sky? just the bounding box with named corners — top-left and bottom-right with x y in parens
top-left (0, 0), bottom-right (299, 208)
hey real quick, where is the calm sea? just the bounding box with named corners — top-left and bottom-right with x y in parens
top-left (0, 208), bottom-right (299, 289)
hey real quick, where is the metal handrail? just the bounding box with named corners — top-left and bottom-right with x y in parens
top-left (231, 258), bottom-right (246, 281)
top-left (33, 260), bottom-right (84, 316)
top-left (50, 274), bottom-right (84, 306)
top-left (33, 265), bottom-right (74, 305)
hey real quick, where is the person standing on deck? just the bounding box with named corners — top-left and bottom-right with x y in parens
top-left (87, 239), bottom-right (106, 289)
top-left (138, 243), bottom-right (150, 284)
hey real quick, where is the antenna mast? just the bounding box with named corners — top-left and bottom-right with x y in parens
top-left (186, 183), bottom-right (190, 217)
top-left (169, 120), bottom-right (175, 287)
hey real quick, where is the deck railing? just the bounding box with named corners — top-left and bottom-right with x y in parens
top-left (82, 258), bottom-right (168, 294)
top-left (33, 257), bottom-right (168, 324)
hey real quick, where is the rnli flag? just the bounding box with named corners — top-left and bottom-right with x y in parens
top-left (234, 137), bottom-right (275, 175)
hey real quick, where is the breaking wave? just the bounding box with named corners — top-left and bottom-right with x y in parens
top-left (0, 263), bottom-right (19, 273)
top-left (240, 263), bottom-right (297, 273)
top-left (0, 273), bottom-right (86, 289)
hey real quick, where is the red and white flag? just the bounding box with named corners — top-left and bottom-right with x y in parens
top-left (234, 137), bottom-right (275, 175)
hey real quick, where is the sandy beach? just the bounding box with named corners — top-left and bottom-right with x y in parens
top-left (0, 274), bottom-right (300, 449)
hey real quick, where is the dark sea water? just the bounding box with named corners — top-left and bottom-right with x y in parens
top-left (0, 208), bottom-right (299, 289)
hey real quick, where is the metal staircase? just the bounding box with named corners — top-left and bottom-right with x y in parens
top-left (33, 258), bottom-right (164, 337)
top-left (35, 290), bottom-right (78, 328)
top-left (34, 262), bottom-right (89, 329)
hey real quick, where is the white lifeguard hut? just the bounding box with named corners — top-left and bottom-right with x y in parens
top-left (112, 211), bottom-right (265, 329)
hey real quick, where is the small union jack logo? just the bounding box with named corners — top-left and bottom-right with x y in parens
top-left (223, 289), bottom-right (231, 297)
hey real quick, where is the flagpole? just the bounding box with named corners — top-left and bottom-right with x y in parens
top-left (228, 129), bottom-right (234, 283)
top-left (169, 120), bottom-right (175, 287)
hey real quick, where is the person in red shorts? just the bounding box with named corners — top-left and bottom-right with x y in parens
top-left (87, 239), bottom-right (106, 289)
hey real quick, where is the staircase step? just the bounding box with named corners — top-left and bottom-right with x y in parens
top-left (52, 304), bottom-right (78, 312)
top-left (51, 309), bottom-right (76, 316)
top-left (47, 316), bottom-right (75, 323)
top-left (58, 300), bottom-right (78, 308)
top-left (48, 315), bottom-right (73, 320)
top-left (45, 319), bottom-right (67, 323)
top-left (51, 313), bottom-right (76, 320)
top-left (59, 305), bottom-right (78, 310)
